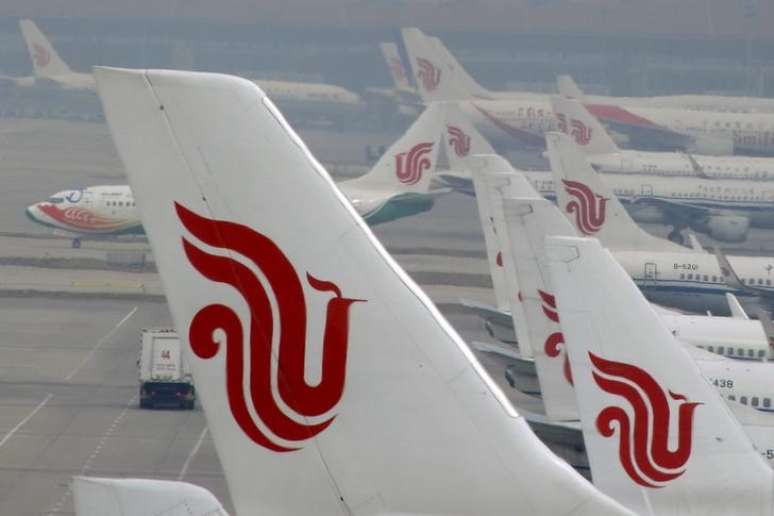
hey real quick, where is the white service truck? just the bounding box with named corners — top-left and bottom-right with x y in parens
top-left (138, 328), bottom-right (195, 409)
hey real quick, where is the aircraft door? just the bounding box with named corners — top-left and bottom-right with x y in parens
top-left (644, 262), bottom-right (658, 285)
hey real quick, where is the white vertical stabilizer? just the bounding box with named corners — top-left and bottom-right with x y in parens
top-left (96, 67), bottom-right (632, 516)
top-left (547, 235), bottom-right (774, 516)
top-left (550, 95), bottom-right (619, 155)
top-left (345, 103), bottom-right (443, 194)
top-left (379, 42), bottom-right (414, 94)
top-left (547, 131), bottom-right (685, 252)
top-left (497, 196), bottom-right (580, 421)
top-left (19, 19), bottom-right (73, 78)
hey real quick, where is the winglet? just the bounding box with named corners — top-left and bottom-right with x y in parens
top-left (714, 246), bottom-right (749, 291)
top-left (756, 308), bottom-right (774, 354)
top-left (726, 293), bottom-right (749, 320)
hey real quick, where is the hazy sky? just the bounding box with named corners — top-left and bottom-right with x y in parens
top-left (0, 0), bottom-right (770, 39)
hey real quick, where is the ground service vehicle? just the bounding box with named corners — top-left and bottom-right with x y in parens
top-left (138, 328), bottom-right (195, 409)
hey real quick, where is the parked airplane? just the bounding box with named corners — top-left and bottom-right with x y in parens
top-left (95, 66), bottom-right (634, 516)
top-left (549, 235), bottom-right (774, 515)
top-left (0, 19), bottom-right (97, 90)
top-left (556, 74), bottom-right (774, 114)
top-left (5, 19), bottom-right (363, 120)
top-left (547, 131), bottom-right (774, 314)
top-left (25, 104), bottom-right (448, 246)
top-left (553, 94), bottom-right (774, 181)
top-left (471, 153), bottom-right (773, 364)
top-left (402, 27), bottom-right (774, 154)
top-left (481, 183), bottom-right (774, 471)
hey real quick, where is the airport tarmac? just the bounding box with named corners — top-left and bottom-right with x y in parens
top-left (2, 116), bottom-right (774, 513)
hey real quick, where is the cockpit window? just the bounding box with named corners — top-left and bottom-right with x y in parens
top-left (48, 197), bottom-right (65, 204)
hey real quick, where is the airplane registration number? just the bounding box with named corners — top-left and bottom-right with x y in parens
top-left (673, 263), bottom-right (699, 270)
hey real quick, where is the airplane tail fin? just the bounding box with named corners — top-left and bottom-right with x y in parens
top-left (401, 28), bottom-right (472, 101)
top-left (468, 156), bottom-right (535, 358)
top-left (379, 42), bottom-right (415, 95)
top-left (556, 75), bottom-right (586, 101)
top-left (546, 131), bottom-right (681, 251)
top-left (443, 103), bottom-right (495, 171)
top-left (550, 95), bottom-right (619, 155)
top-left (497, 196), bottom-right (580, 421)
top-left (72, 476), bottom-right (228, 516)
top-left (19, 19), bottom-right (73, 78)
top-left (546, 235), bottom-right (773, 515)
top-left (96, 67), bottom-right (632, 516)
top-left (427, 34), bottom-right (492, 99)
top-left (351, 103), bottom-right (443, 193)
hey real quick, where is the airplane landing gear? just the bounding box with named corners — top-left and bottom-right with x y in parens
top-left (72, 238), bottom-right (82, 249)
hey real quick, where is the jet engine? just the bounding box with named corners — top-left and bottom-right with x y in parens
top-left (692, 213), bottom-right (750, 243)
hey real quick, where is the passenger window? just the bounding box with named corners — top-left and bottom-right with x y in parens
top-left (680, 273), bottom-right (685, 280)
top-left (687, 274), bottom-right (693, 280)
top-left (741, 396), bottom-right (748, 405)
top-left (703, 275), bottom-right (708, 281)
top-left (707, 346), bottom-right (714, 352)
top-left (749, 349), bottom-right (755, 358)
top-left (765, 398), bottom-right (771, 408)
top-left (738, 348), bottom-right (744, 356)
top-left (759, 350), bottom-right (766, 358)
top-left (718, 346), bottom-right (725, 354)
top-left (729, 394), bottom-right (736, 401)
top-left (712, 276), bottom-right (717, 282)
top-left (753, 397), bottom-right (760, 407)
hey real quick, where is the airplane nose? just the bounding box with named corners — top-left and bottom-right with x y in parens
top-left (25, 204), bottom-right (40, 222)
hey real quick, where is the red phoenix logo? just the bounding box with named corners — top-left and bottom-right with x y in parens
top-left (447, 125), bottom-right (471, 157)
top-left (32, 43), bottom-right (50, 68)
top-left (590, 352), bottom-right (701, 488)
top-left (538, 289), bottom-right (572, 385)
top-left (416, 57), bottom-right (441, 92)
top-left (177, 203), bottom-right (364, 453)
top-left (562, 179), bottom-right (608, 235)
top-left (395, 141), bottom-right (434, 185)
top-left (570, 119), bottom-right (593, 146)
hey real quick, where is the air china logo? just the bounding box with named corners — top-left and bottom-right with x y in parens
top-left (447, 125), bottom-right (471, 157)
top-left (555, 113), bottom-right (592, 146)
top-left (416, 57), bottom-right (441, 92)
top-left (590, 352), bottom-right (701, 488)
top-left (395, 141), bottom-right (434, 185)
top-left (177, 203), bottom-right (364, 452)
top-left (538, 290), bottom-right (572, 385)
top-left (562, 179), bottom-right (608, 235)
top-left (571, 119), bottom-right (592, 146)
top-left (32, 43), bottom-right (50, 68)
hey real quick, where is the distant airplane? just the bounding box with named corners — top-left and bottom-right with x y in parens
top-left (551, 95), bottom-right (774, 243)
top-left (402, 27), bottom-right (774, 155)
top-left (3, 19), bottom-right (364, 120)
top-left (0, 19), bottom-right (97, 90)
top-left (94, 65), bottom-right (634, 516)
top-left (546, 131), bottom-right (774, 314)
top-left (26, 103), bottom-right (448, 246)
